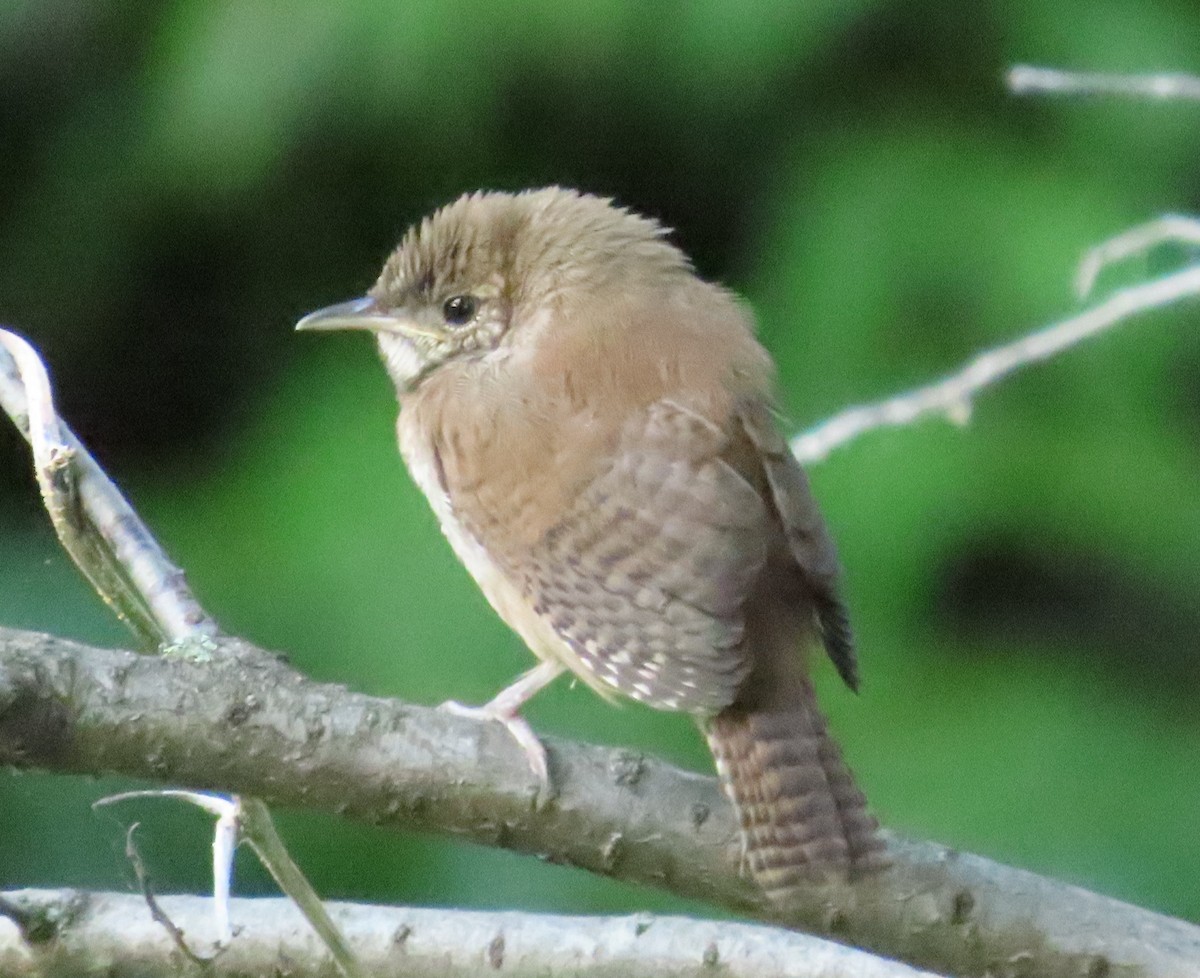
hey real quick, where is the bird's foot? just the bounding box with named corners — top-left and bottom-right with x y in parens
top-left (440, 699), bottom-right (551, 794)
top-left (439, 661), bottom-right (564, 799)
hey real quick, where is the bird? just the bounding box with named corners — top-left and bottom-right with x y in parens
top-left (296, 187), bottom-right (883, 904)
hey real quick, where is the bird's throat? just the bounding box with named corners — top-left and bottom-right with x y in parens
top-left (377, 333), bottom-right (431, 394)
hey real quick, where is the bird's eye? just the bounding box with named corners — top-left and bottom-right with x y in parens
top-left (442, 294), bottom-right (477, 327)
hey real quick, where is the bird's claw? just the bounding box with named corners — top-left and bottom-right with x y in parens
top-left (439, 699), bottom-right (551, 795)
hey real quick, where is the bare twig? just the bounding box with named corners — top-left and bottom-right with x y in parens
top-left (240, 799), bottom-right (366, 978)
top-left (95, 792), bottom-right (365, 977)
top-left (95, 790), bottom-right (239, 947)
top-left (0, 328), bottom-right (218, 646)
top-left (124, 823), bottom-right (214, 966)
top-left (1075, 214), bottom-right (1200, 299)
top-left (792, 232), bottom-right (1200, 462)
top-left (1007, 65), bottom-right (1200, 101)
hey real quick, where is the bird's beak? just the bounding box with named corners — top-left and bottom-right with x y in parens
top-left (295, 296), bottom-right (402, 333)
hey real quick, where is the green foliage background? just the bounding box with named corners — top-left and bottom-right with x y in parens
top-left (1, 0), bottom-right (1198, 921)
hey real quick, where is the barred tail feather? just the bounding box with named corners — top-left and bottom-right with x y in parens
top-left (705, 681), bottom-right (884, 904)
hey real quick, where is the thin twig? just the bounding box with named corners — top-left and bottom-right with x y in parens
top-left (0, 328), bottom-right (218, 646)
top-left (1007, 65), bottom-right (1200, 101)
top-left (95, 790), bottom-right (239, 947)
top-left (94, 792), bottom-right (366, 978)
top-left (1075, 214), bottom-right (1200, 299)
top-left (792, 235), bottom-right (1200, 462)
top-left (240, 799), bottom-right (367, 978)
top-left (124, 823), bottom-right (215, 967)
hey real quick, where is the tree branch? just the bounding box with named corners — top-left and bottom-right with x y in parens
top-left (1, 626), bottom-right (1196, 978)
top-left (0, 888), bottom-right (942, 978)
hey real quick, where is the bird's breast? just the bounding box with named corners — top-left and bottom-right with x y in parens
top-left (395, 385), bottom-right (601, 671)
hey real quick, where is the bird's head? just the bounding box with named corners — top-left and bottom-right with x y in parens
top-left (296, 187), bottom-right (692, 393)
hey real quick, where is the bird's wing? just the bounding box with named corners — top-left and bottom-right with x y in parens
top-left (516, 398), bottom-right (771, 715)
top-left (737, 400), bottom-right (859, 691)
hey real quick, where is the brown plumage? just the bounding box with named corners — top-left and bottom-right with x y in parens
top-left (297, 187), bottom-right (884, 903)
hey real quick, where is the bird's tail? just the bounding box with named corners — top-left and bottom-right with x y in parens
top-left (705, 676), bottom-right (884, 904)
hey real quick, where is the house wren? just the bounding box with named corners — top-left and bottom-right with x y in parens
top-left (297, 188), bottom-right (882, 902)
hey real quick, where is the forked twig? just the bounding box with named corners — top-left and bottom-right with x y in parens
top-left (792, 216), bottom-right (1200, 462)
